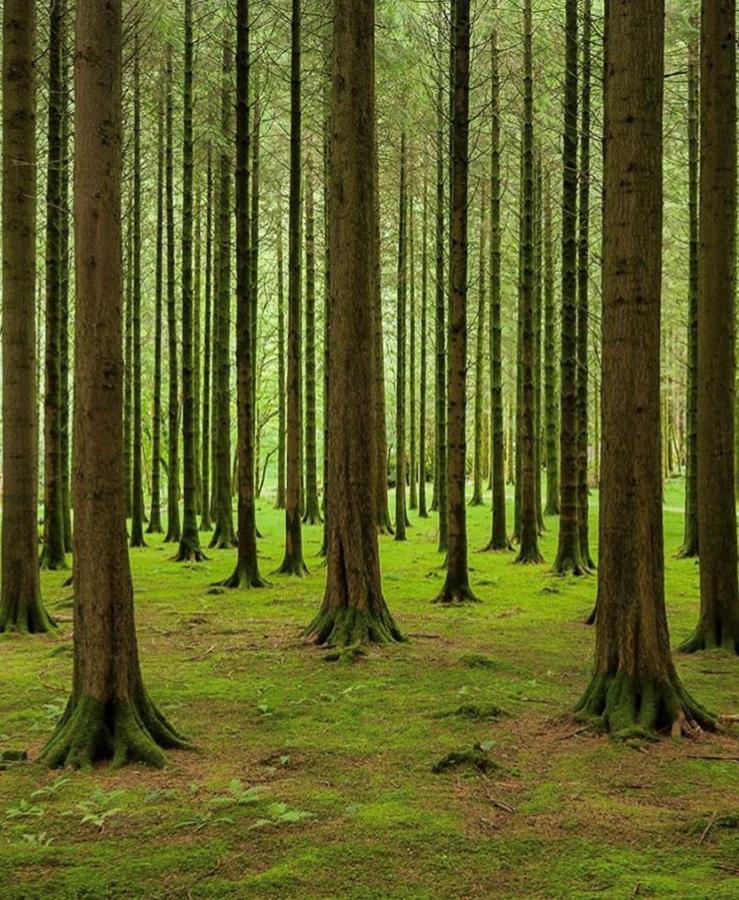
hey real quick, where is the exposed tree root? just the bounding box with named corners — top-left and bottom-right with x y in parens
top-left (679, 624), bottom-right (739, 655)
top-left (306, 605), bottom-right (405, 647)
top-left (0, 599), bottom-right (56, 635)
top-left (40, 692), bottom-right (193, 770)
top-left (433, 582), bottom-right (481, 605)
top-left (575, 671), bottom-right (716, 739)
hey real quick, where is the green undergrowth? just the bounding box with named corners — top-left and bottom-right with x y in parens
top-left (0, 480), bottom-right (737, 898)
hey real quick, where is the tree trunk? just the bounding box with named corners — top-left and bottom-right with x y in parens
top-left (395, 133), bottom-right (408, 542)
top-left (306, 0), bottom-right (403, 646)
top-left (199, 146), bottom-right (214, 532)
top-left (470, 184), bottom-right (486, 507)
top-left (543, 169), bottom-right (559, 516)
top-left (682, 0), bottom-right (739, 654)
top-left (0, 0), bottom-right (54, 633)
top-left (409, 168), bottom-right (418, 513)
top-left (41, 0), bottom-right (190, 767)
top-left (418, 165), bottom-right (430, 519)
top-left (303, 167), bottom-right (322, 524)
top-left (275, 211), bottom-right (287, 511)
top-left (576, 0), bottom-right (714, 737)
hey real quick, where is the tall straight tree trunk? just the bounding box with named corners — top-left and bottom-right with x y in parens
top-left (435, 0), bottom-right (477, 604)
top-left (164, 46), bottom-right (181, 544)
top-left (193, 188), bottom-right (203, 516)
top-left (576, 0), bottom-right (714, 737)
top-left (533, 151), bottom-right (545, 534)
top-left (130, 29), bottom-right (146, 548)
top-left (395, 133), bottom-right (408, 542)
top-left (485, 29), bottom-right (509, 552)
top-left (148, 97), bottom-right (165, 534)
top-left (306, 0), bottom-right (403, 647)
top-left (41, 0), bottom-right (190, 767)
top-left (175, 0), bottom-right (205, 562)
top-left (543, 169), bottom-right (559, 515)
top-left (576, 0), bottom-right (593, 567)
top-left (319, 105), bottom-right (331, 554)
top-left (199, 147), bottom-right (214, 532)
top-left (1, 0), bottom-right (54, 633)
top-left (678, 43), bottom-right (699, 560)
top-left (124, 218), bottom-right (133, 519)
top-left (303, 168), bottom-right (322, 524)
top-left (59, 8), bottom-right (72, 554)
top-left (470, 185), bottom-right (486, 507)
top-left (279, 0), bottom-right (308, 575)
top-left (553, 0), bottom-right (586, 575)
top-left (433, 9), bottom-right (448, 550)
top-left (251, 87), bottom-right (261, 503)
top-left (210, 28), bottom-right (237, 550)
top-left (41, 0), bottom-right (68, 571)
top-left (275, 212), bottom-right (286, 510)
top-left (409, 173), bottom-right (418, 513)
top-left (224, 0), bottom-right (266, 589)
top-left (418, 166), bottom-right (430, 518)
top-left (681, 0), bottom-right (739, 654)
top-left (515, 0), bottom-right (543, 565)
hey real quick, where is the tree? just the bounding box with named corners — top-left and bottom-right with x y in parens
top-left (223, 0), bottom-right (266, 589)
top-left (199, 147), bottom-right (214, 532)
top-left (543, 169), bottom-right (559, 516)
top-left (435, 0), bottom-right (477, 604)
top-left (470, 185), bottom-right (486, 508)
top-left (681, 0), bottom-right (739, 654)
top-left (395, 133), bottom-right (409, 542)
top-left (0, 0), bottom-right (54, 634)
top-left (275, 211), bottom-right (287, 511)
top-left (418, 166), bottom-right (430, 519)
top-left (306, 0), bottom-right (403, 647)
top-left (553, 0), bottom-right (586, 575)
top-left (515, 0), bottom-right (543, 565)
top-left (576, 0), bottom-right (714, 737)
top-left (174, 0), bottom-right (206, 562)
top-left (279, 0), bottom-right (309, 576)
top-left (303, 167), bottom-right (322, 525)
top-left (41, 0), bottom-right (190, 767)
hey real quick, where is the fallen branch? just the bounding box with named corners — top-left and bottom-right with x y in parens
top-left (699, 811), bottom-right (718, 846)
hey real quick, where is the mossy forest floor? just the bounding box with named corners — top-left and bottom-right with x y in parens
top-left (1, 480), bottom-right (738, 899)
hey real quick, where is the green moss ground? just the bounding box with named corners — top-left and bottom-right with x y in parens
top-left (1, 480), bottom-right (737, 898)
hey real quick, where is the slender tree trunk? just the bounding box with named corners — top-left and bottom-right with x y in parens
top-left (576, 0), bottom-right (593, 567)
top-left (223, 0), bottom-right (266, 588)
top-left (303, 168), bottom-right (322, 524)
top-left (395, 133), bottom-right (408, 542)
top-left (678, 43), bottom-right (699, 560)
top-left (435, 0), bottom-right (478, 603)
top-left (681, 0), bottom-right (739, 654)
top-left (515, 0), bottom-right (543, 565)
top-left (41, 0), bottom-right (68, 571)
top-left (199, 147), bottom-right (214, 532)
top-left (279, 0), bottom-right (308, 575)
top-left (59, 10), bottom-right (72, 554)
top-left (470, 185), bottom-right (486, 507)
top-left (485, 29), bottom-right (509, 551)
top-left (418, 166), bottom-right (430, 519)
top-left (164, 46), bottom-right (181, 544)
top-left (1, 0), bottom-right (54, 633)
top-left (534, 151), bottom-right (545, 535)
top-left (306, 0), bottom-right (403, 647)
top-left (41, 0), bottom-right (190, 767)
top-left (124, 216), bottom-right (133, 519)
top-left (409, 169), bottom-right (418, 513)
top-left (576, 0), bottom-right (714, 737)
top-left (276, 212), bottom-right (287, 510)
top-left (148, 97), bottom-right (166, 535)
top-left (553, 0), bottom-right (586, 575)
top-left (320, 105), bottom-right (331, 554)
top-left (543, 170), bottom-right (559, 516)
top-left (251, 86), bottom-right (261, 506)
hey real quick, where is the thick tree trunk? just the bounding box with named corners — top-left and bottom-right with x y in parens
top-left (306, 0), bottom-right (403, 647)
top-left (682, 0), bottom-right (739, 654)
top-left (41, 0), bottom-right (189, 767)
top-left (576, 0), bottom-right (714, 737)
top-left (435, 0), bottom-right (477, 604)
top-left (1, 0), bottom-right (54, 633)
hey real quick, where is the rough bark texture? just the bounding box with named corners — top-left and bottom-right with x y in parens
top-left (682, 0), bottom-right (739, 654)
top-left (553, 0), bottom-right (586, 575)
top-left (395, 134), bottom-right (408, 542)
top-left (148, 98), bottom-right (165, 535)
top-left (41, 0), bottom-right (190, 767)
top-left (275, 213), bottom-right (286, 510)
top-left (436, 0), bottom-right (478, 604)
top-left (303, 169), bottom-right (322, 525)
top-left (418, 168), bottom-right (429, 519)
top-left (543, 170), bottom-right (559, 516)
top-left (576, 0), bottom-right (714, 737)
top-left (199, 147), bottom-right (213, 532)
top-left (1, 0), bottom-right (54, 633)
top-left (408, 170), bottom-right (418, 513)
top-left (470, 188), bottom-right (486, 508)
top-left (306, 0), bottom-right (403, 647)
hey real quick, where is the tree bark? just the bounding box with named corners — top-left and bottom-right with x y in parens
top-left (395, 133), bottom-right (408, 542)
top-left (543, 169), bottom-right (559, 516)
top-left (199, 146), bottom-right (214, 532)
top-left (303, 167), bottom-right (322, 524)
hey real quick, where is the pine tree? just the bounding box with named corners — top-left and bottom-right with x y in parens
top-left (418, 166), bottom-right (430, 519)
top-left (543, 169), bottom-right (559, 516)
top-left (395, 133), bottom-right (408, 542)
top-left (199, 147), bottom-right (214, 532)
top-left (303, 167), bottom-right (322, 524)
top-left (470, 184), bottom-right (486, 507)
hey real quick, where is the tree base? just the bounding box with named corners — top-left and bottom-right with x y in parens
top-left (173, 531), bottom-right (207, 562)
top-left (480, 537), bottom-right (513, 553)
top-left (433, 582), bottom-right (481, 605)
top-left (306, 604), bottom-right (405, 647)
top-left (146, 522), bottom-right (164, 535)
top-left (39, 554), bottom-right (68, 572)
top-left (163, 529), bottom-right (181, 544)
top-left (276, 555), bottom-right (309, 577)
top-left (130, 536), bottom-right (147, 549)
top-left (219, 563), bottom-right (269, 590)
top-left (0, 599), bottom-right (56, 635)
top-left (575, 671), bottom-right (716, 739)
top-left (679, 624), bottom-right (739, 655)
top-left (585, 604), bottom-right (597, 625)
top-left (675, 542), bottom-right (699, 560)
top-left (551, 550), bottom-right (589, 577)
top-left (40, 692), bottom-right (193, 769)
top-left (515, 545), bottom-right (544, 565)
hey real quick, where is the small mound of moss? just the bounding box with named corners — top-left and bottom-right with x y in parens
top-left (432, 744), bottom-right (500, 775)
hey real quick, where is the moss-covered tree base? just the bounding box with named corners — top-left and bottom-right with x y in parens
top-left (276, 555), bottom-right (309, 577)
top-left (146, 519), bottom-right (164, 536)
top-left (306, 604), bottom-right (405, 647)
top-left (481, 537), bottom-right (513, 553)
top-left (515, 544), bottom-right (544, 565)
top-left (575, 671), bottom-right (716, 739)
top-left (163, 528), bottom-right (181, 545)
top-left (209, 531), bottom-right (238, 550)
top-left (551, 550), bottom-right (589, 577)
top-left (40, 692), bottom-right (193, 770)
top-left (173, 534), bottom-right (207, 563)
top-left (675, 542), bottom-right (699, 560)
top-left (679, 624), bottom-right (739, 655)
top-left (0, 599), bottom-right (56, 635)
top-left (302, 502), bottom-right (322, 526)
top-left (39, 553), bottom-right (68, 572)
top-left (433, 582), bottom-right (481, 605)
top-left (220, 563), bottom-right (268, 590)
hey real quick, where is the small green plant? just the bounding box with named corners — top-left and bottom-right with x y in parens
top-left (175, 811), bottom-right (235, 833)
top-left (249, 801), bottom-right (314, 830)
top-left (31, 777), bottom-right (71, 799)
top-left (5, 800), bottom-right (45, 821)
top-left (72, 788), bottom-right (126, 831)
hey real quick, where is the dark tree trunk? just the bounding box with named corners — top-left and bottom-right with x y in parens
top-left (59, 8), bottom-right (72, 554)
top-left (251, 87), bottom-right (261, 505)
top-left (395, 133), bottom-right (408, 542)
top-left (576, 0), bottom-right (714, 737)
top-left (1, 0), bottom-right (54, 633)
top-left (682, 0), bottom-right (739, 654)
top-left (543, 169), bottom-right (559, 516)
top-left (418, 166), bottom-right (429, 519)
top-left (41, 0), bottom-right (190, 767)
top-left (470, 185), bottom-right (486, 507)
top-left (199, 146), bottom-right (214, 532)
top-left (435, 0), bottom-right (477, 604)
top-left (303, 168), bottom-right (322, 524)
top-left (408, 167), bottom-right (418, 513)
top-left (306, 0), bottom-right (403, 647)
top-left (275, 211), bottom-right (287, 511)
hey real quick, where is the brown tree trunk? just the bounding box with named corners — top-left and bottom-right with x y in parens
top-left (1, 0), bottom-right (54, 633)
top-left (306, 0), bottom-right (403, 647)
top-left (576, 0), bottom-right (714, 737)
top-left (41, 0), bottom-right (190, 767)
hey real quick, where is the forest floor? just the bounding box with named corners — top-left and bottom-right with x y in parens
top-left (1, 480), bottom-right (738, 899)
